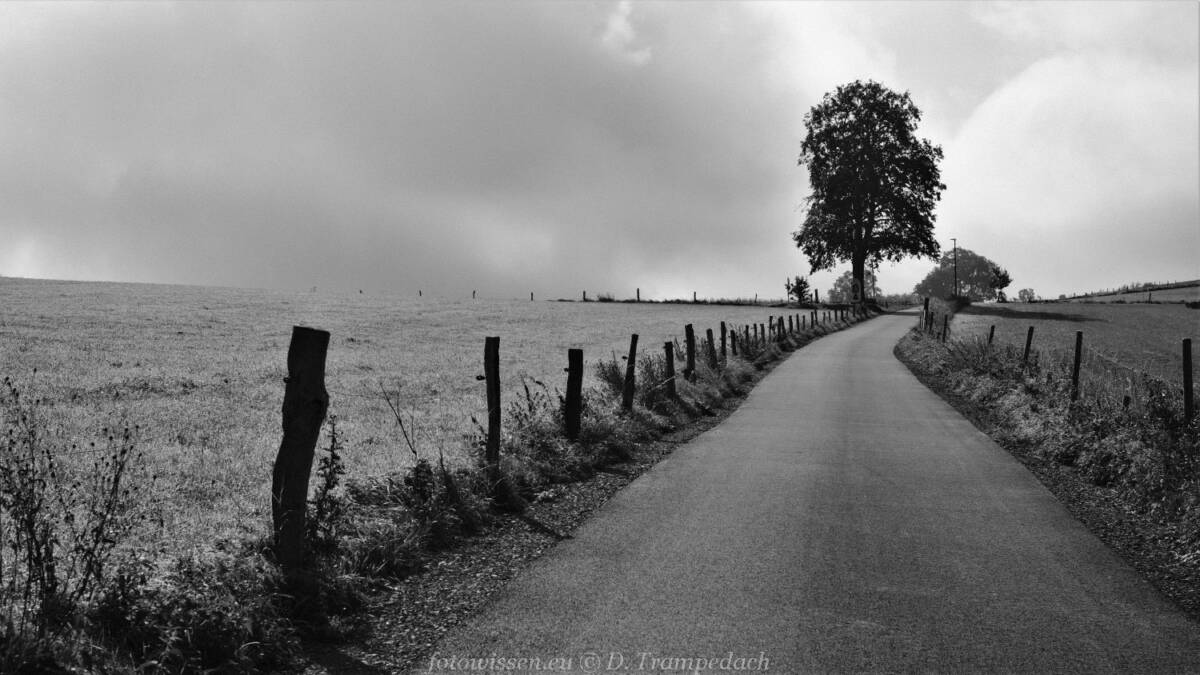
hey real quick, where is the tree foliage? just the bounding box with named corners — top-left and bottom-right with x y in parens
top-left (785, 275), bottom-right (811, 303)
top-left (1017, 288), bottom-right (1037, 303)
top-left (828, 269), bottom-right (881, 303)
top-left (913, 248), bottom-right (1011, 301)
top-left (794, 80), bottom-right (945, 303)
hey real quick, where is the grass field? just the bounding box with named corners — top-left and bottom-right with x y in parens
top-left (950, 302), bottom-right (1199, 385)
top-left (0, 276), bottom-right (809, 551)
top-left (1070, 284), bottom-right (1200, 304)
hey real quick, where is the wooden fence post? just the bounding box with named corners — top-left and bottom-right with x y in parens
top-left (1184, 338), bottom-right (1194, 422)
top-left (759, 323), bottom-right (766, 345)
top-left (684, 324), bottom-right (697, 382)
top-left (564, 348), bottom-right (584, 440)
top-left (744, 325), bottom-right (750, 347)
top-left (1071, 331), bottom-right (1083, 402)
top-left (730, 330), bottom-right (739, 356)
top-left (940, 315), bottom-right (948, 342)
top-left (693, 291), bottom-right (697, 303)
top-left (753, 323), bottom-right (758, 343)
top-left (621, 334), bottom-right (638, 411)
top-left (720, 321), bottom-right (727, 359)
top-left (530, 292), bottom-right (534, 301)
top-left (787, 315), bottom-right (794, 334)
top-left (988, 325), bottom-right (995, 346)
top-left (272, 326), bottom-right (330, 573)
top-left (664, 342), bottom-right (678, 398)
top-left (705, 328), bottom-right (718, 369)
top-left (1023, 326), bottom-right (1035, 365)
top-left (636, 287), bottom-right (640, 302)
top-left (484, 336), bottom-right (502, 487)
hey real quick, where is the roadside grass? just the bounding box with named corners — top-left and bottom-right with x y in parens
top-left (0, 276), bottom-right (884, 671)
top-left (949, 301), bottom-right (1197, 383)
top-left (896, 326), bottom-right (1200, 615)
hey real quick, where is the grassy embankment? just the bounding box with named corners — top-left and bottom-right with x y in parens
top-left (0, 276), bottom-right (877, 671)
top-left (896, 299), bottom-right (1199, 617)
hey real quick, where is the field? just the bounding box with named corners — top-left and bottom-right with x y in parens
top-left (0, 276), bottom-right (804, 551)
top-left (1070, 284), bottom-right (1200, 304)
top-left (949, 302), bottom-right (1198, 385)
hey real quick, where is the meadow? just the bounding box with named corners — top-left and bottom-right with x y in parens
top-left (0, 276), bottom-right (800, 552)
top-left (949, 301), bottom-right (1198, 386)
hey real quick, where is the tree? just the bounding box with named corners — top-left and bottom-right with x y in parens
top-left (1017, 288), bottom-right (1037, 303)
top-left (786, 275), bottom-right (811, 303)
top-left (913, 248), bottom-right (1010, 301)
top-left (828, 269), bottom-right (881, 303)
top-left (989, 264), bottom-right (1012, 302)
top-left (794, 80), bottom-right (945, 307)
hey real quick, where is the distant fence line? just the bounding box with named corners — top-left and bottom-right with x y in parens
top-left (269, 303), bottom-right (879, 574)
top-left (917, 299), bottom-right (1196, 422)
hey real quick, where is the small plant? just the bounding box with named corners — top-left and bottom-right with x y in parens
top-left (0, 376), bottom-right (152, 667)
top-left (308, 415), bottom-right (347, 552)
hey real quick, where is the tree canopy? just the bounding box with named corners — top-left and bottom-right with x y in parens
top-left (913, 248), bottom-right (1011, 301)
top-left (828, 269), bottom-right (881, 303)
top-left (794, 80), bottom-right (945, 303)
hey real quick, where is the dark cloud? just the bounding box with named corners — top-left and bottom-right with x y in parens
top-left (0, 2), bottom-right (1194, 299)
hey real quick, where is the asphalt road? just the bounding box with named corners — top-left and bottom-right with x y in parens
top-left (423, 311), bottom-right (1200, 674)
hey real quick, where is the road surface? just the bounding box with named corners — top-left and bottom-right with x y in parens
top-left (423, 311), bottom-right (1200, 673)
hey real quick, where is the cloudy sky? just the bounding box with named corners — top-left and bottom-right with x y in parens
top-left (1, 1), bottom-right (1196, 300)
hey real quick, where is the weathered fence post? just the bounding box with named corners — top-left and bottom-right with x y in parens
top-left (564, 348), bottom-right (584, 440)
top-left (621, 334), bottom-right (638, 411)
top-left (272, 326), bottom-right (330, 573)
top-left (753, 323), bottom-right (758, 343)
top-left (788, 315), bottom-right (794, 334)
top-left (693, 291), bottom-right (697, 303)
top-left (940, 315), bottom-right (948, 342)
top-left (484, 336), bottom-right (502, 487)
top-left (730, 330), bottom-right (739, 356)
top-left (531, 292), bottom-right (534, 301)
top-left (664, 342), bottom-right (678, 398)
top-left (988, 325), bottom-right (995, 346)
top-left (744, 325), bottom-right (750, 347)
top-left (1071, 331), bottom-right (1083, 401)
top-left (684, 324), bottom-right (697, 382)
top-left (759, 323), bottom-right (766, 345)
top-left (582, 290), bottom-right (588, 302)
top-left (636, 287), bottom-right (641, 302)
top-left (1183, 338), bottom-right (1194, 422)
top-left (720, 321), bottom-right (727, 359)
top-left (705, 328), bottom-right (718, 369)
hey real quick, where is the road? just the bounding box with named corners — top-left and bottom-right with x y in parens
top-left (422, 311), bottom-right (1200, 673)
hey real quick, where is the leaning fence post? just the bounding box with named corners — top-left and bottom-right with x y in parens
top-left (664, 341), bottom-right (678, 398)
top-left (1071, 331), bottom-right (1083, 401)
top-left (272, 326), bottom-right (330, 573)
top-left (622, 334), bottom-right (638, 411)
top-left (720, 321), bottom-right (728, 359)
top-left (988, 325), bottom-right (995, 346)
top-left (705, 328), bottom-right (719, 369)
top-left (684, 324), bottom-right (697, 382)
top-left (1183, 338), bottom-right (1194, 422)
top-left (1022, 326), bottom-right (1035, 364)
top-left (484, 336), bottom-right (502, 487)
top-left (564, 348), bottom-right (584, 440)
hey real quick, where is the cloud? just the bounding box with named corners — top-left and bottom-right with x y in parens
top-left (938, 61), bottom-right (1197, 294)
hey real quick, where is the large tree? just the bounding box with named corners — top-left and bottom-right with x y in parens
top-left (794, 80), bottom-right (945, 305)
top-left (913, 248), bottom-right (1010, 301)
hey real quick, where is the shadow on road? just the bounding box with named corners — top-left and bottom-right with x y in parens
top-left (959, 304), bottom-right (1103, 323)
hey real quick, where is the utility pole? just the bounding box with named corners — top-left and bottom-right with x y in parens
top-left (951, 237), bottom-right (958, 298)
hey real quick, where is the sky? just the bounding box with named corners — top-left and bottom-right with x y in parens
top-left (0, 1), bottom-right (1196, 300)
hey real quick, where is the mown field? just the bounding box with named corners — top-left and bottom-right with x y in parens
top-left (1070, 283), bottom-right (1200, 304)
top-left (0, 277), bottom-right (802, 551)
top-left (950, 302), bottom-right (1198, 385)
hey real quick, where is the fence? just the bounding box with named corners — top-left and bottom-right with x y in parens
top-left (917, 299), bottom-right (1196, 421)
top-left (269, 304), bottom-right (881, 572)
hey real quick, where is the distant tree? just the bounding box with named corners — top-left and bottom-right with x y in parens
top-left (1017, 288), bottom-right (1037, 303)
top-left (787, 275), bottom-right (811, 303)
top-left (794, 80), bottom-right (945, 307)
top-left (828, 271), bottom-right (855, 303)
top-left (913, 248), bottom-right (1009, 301)
top-left (989, 264), bottom-right (1012, 302)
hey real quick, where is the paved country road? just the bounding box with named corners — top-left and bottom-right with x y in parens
top-left (420, 311), bottom-right (1200, 674)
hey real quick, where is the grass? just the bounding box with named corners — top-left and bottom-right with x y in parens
top-left (0, 275), bottom-right (878, 671)
top-left (0, 277), bottom-right (818, 552)
top-left (949, 301), bottom-right (1197, 384)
